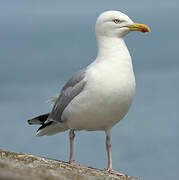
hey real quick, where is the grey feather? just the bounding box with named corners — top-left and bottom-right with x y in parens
top-left (62, 69), bottom-right (86, 91)
top-left (47, 68), bottom-right (86, 123)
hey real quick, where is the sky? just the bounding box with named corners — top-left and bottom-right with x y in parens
top-left (0, 1), bottom-right (178, 180)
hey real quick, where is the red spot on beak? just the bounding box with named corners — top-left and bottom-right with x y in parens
top-left (141, 28), bottom-right (149, 33)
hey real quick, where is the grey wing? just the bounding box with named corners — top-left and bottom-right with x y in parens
top-left (47, 68), bottom-right (86, 123)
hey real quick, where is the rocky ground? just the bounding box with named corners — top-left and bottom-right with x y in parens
top-left (0, 149), bottom-right (141, 180)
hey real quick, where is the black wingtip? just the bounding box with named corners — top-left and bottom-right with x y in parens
top-left (37, 121), bottom-right (53, 132)
top-left (27, 113), bottom-right (50, 125)
top-left (27, 118), bottom-right (42, 125)
top-left (27, 119), bottom-right (32, 125)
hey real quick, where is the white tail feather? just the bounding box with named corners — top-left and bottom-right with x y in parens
top-left (36, 122), bottom-right (68, 136)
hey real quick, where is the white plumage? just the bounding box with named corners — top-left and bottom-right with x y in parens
top-left (64, 38), bottom-right (135, 131)
top-left (28, 10), bottom-right (149, 176)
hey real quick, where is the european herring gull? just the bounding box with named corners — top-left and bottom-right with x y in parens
top-left (28, 10), bottom-right (150, 176)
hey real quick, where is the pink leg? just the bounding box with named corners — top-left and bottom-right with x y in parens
top-left (105, 131), bottom-right (126, 177)
top-left (69, 129), bottom-right (75, 164)
top-left (69, 130), bottom-right (86, 167)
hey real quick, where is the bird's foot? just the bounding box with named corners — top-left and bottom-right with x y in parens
top-left (69, 160), bottom-right (87, 168)
top-left (105, 168), bottom-right (126, 177)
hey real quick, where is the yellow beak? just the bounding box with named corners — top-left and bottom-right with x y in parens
top-left (127, 23), bottom-right (150, 33)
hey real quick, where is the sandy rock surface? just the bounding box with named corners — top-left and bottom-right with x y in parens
top-left (0, 149), bottom-right (141, 180)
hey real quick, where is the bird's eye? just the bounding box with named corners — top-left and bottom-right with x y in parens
top-left (113, 19), bottom-right (120, 24)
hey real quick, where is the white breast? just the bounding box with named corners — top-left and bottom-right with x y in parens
top-left (63, 58), bottom-right (135, 131)
top-left (63, 37), bottom-right (136, 131)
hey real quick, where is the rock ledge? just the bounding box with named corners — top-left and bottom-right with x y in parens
top-left (0, 149), bottom-right (141, 180)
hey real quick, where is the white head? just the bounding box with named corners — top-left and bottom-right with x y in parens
top-left (95, 10), bottom-right (150, 38)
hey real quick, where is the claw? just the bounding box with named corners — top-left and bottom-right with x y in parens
top-left (69, 160), bottom-right (87, 168)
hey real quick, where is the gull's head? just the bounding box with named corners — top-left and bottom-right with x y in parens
top-left (95, 10), bottom-right (150, 38)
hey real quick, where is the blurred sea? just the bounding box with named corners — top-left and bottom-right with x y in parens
top-left (0, 1), bottom-right (178, 180)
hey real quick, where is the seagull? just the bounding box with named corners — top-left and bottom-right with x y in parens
top-left (28, 10), bottom-right (150, 176)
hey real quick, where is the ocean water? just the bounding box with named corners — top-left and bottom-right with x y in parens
top-left (0, 1), bottom-right (178, 180)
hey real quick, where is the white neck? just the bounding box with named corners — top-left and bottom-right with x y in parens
top-left (96, 36), bottom-right (131, 62)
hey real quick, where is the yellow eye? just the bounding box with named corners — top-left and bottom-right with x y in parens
top-left (113, 19), bottom-right (120, 24)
